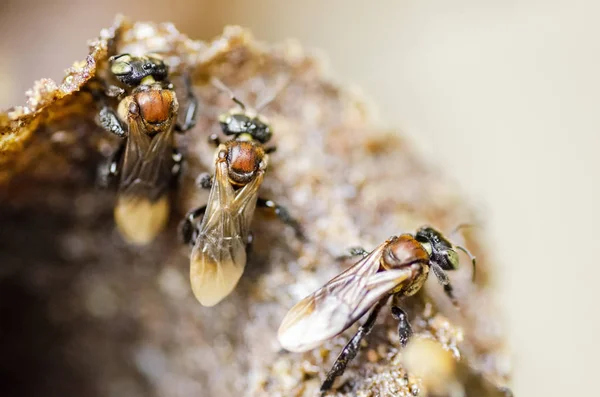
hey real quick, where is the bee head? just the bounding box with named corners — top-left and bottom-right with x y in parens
top-left (218, 110), bottom-right (272, 143)
top-left (109, 53), bottom-right (168, 86)
top-left (415, 226), bottom-right (459, 271)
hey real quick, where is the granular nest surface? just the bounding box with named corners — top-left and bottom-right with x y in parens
top-left (0, 17), bottom-right (512, 397)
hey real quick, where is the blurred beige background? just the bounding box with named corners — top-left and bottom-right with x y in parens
top-left (2, 1), bottom-right (598, 396)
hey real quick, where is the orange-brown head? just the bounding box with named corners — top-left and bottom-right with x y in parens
top-left (225, 140), bottom-right (266, 186)
top-left (382, 234), bottom-right (430, 270)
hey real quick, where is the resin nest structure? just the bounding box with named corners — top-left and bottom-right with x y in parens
top-left (0, 17), bottom-right (511, 397)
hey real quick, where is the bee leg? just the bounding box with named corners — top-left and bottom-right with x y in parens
top-left (431, 264), bottom-right (459, 308)
top-left (348, 247), bottom-right (369, 256)
top-left (97, 142), bottom-right (125, 188)
top-left (179, 205), bottom-right (206, 246)
top-left (335, 246), bottom-right (369, 261)
top-left (195, 172), bottom-right (213, 189)
top-left (257, 198), bottom-right (305, 241)
top-left (391, 306), bottom-right (413, 347)
top-left (208, 133), bottom-right (221, 147)
top-left (320, 298), bottom-right (387, 395)
top-left (97, 106), bottom-right (127, 137)
top-left (104, 84), bottom-right (126, 98)
top-left (170, 148), bottom-right (184, 187)
top-left (442, 283), bottom-right (459, 308)
top-left (175, 73), bottom-right (198, 132)
top-left (265, 146), bottom-right (277, 154)
top-left (245, 232), bottom-right (254, 255)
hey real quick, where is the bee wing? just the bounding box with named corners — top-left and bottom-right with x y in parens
top-left (278, 242), bottom-right (413, 352)
top-left (119, 116), bottom-right (175, 200)
top-left (114, 118), bottom-right (175, 244)
top-left (190, 160), bottom-right (264, 307)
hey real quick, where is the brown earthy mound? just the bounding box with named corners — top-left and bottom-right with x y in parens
top-left (0, 16), bottom-right (511, 397)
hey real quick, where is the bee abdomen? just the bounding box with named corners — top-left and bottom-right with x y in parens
top-left (114, 195), bottom-right (170, 245)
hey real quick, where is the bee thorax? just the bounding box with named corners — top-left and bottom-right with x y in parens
top-left (226, 141), bottom-right (265, 185)
top-left (383, 234), bottom-right (429, 269)
top-left (135, 90), bottom-right (175, 124)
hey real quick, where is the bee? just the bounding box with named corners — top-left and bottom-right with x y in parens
top-left (180, 78), bottom-right (304, 307)
top-left (277, 226), bottom-right (476, 394)
top-left (95, 53), bottom-right (197, 245)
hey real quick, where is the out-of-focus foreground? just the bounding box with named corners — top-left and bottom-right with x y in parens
top-left (1, 1), bottom-right (598, 397)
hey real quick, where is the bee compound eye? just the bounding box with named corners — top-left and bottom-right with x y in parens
top-left (111, 61), bottom-right (132, 76)
top-left (446, 250), bottom-right (460, 270)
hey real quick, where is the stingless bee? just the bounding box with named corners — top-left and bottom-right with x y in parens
top-left (95, 53), bottom-right (197, 245)
top-left (180, 78), bottom-right (304, 307)
top-left (277, 226), bottom-right (476, 394)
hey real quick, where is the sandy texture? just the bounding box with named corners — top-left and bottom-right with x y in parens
top-left (0, 17), bottom-right (511, 397)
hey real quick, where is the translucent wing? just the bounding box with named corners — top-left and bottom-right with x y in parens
top-left (119, 115), bottom-right (175, 201)
top-left (190, 158), bottom-right (264, 306)
top-left (114, 116), bottom-right (175, 244)
top-left (278, 241), bottom-right (413, 352)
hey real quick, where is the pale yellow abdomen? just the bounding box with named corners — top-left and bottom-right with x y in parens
top-left (114, 195), bottom-right (170, 245)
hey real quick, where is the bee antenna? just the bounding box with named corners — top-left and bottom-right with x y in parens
top-left (455, 245), bottom-right (477, 282)
top-left (210, 77), bottom-right (246, 110)
top-left (146, 50), bottom-right (168, 57)
top-left (450, 222), bottom-right (475, 236)
top-left (447, 223), bottom-right (477, 281)
top-left (255, 73), bottom-right (291, 112)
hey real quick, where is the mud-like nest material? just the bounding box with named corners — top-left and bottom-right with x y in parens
top-left (0, 17), bottom-right (511, 397)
